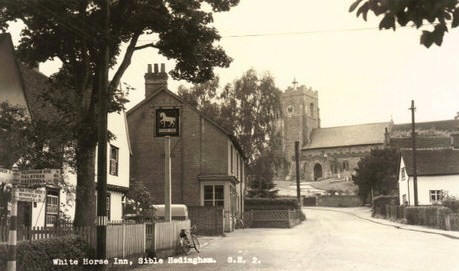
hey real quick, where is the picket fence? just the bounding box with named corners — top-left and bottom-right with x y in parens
top-left (1, 220), bottom-right (190, 258)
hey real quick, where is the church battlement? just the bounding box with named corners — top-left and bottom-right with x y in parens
top-left (283, 85), bottom-right (318, 98)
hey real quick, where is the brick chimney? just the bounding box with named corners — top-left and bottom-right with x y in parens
top-left (455, 112), bottom-right (459, 120)
top-left (144, 63), bottom-right (168, 99)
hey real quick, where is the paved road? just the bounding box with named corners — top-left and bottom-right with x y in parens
top-left (133, 208), bottom-right (459, 271)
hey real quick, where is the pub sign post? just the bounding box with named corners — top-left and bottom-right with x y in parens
top-left (155, 108), bottom-right (180, 222)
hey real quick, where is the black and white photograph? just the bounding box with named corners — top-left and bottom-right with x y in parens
top-left (1, 0), bottom-right (459, 270)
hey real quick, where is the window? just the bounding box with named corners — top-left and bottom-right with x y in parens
top-left (430, 190), bottom-right (442, 203)
top-left (106, 194), bottom-right (111, 220)
top-left (402, 194), bottom-right (407, 204)
top-left (310, 103), bottom-right (314, 117)
top-left (46, 192), bottom-right (59, 226)
top-left (203, 185), bottom-right (224, 207)
top-left (230, 146), bottom-right (234, 174)
top-left (342, 161), bottom-right (349, 171)
top-left (109, 145), bottom-right (119, 176)
top-left (401, 167), bottom-right (406, 181)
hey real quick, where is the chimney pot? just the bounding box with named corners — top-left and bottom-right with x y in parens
top-left (147, 64), bottom-right (152, 73)
top-left (154, 64), bottom-right (159, 73)
top-left (161, 63), bottom-right (165, 73)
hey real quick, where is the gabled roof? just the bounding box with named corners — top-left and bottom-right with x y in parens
top-left (401, 149), bottom-right (459, 176)
top-left (127, 87), bottom-right (246, 159)
top-left (304, 122), bottom-right (390, 150)
top-left (0, 33), bottom-right (57, 122)
top-left (390, 137), bottom-right (451, 150)
top-left (393, 119), bottom-right (459, 133)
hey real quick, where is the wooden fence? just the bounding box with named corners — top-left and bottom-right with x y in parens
top-left (106, 223), bottom-right (145, 258)
top-left (147, 220), bottom-right (190, 257)
top-left (244, 209), bottom-right (302, 228)
top-left (382, 204), bottom-right (459, 231)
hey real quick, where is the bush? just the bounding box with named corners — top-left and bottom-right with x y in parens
top-left (442, 198), bottom-right (459, 213)
top-left (372, 195), bottom-right (398, 217)
top-left (0, 237), bottom-right (94, 271)
top-left (245, 198), bottom-right (300, 211)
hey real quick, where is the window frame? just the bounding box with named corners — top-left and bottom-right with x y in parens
top-left (203, 184), bottom-right (225, 207)
top-left (109, 145), bottom-right (119, 176)
top-left (429, 190), bottom-right (442, 203)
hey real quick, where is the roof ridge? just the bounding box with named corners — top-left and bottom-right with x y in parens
top-left (313, 121), bottom-right (390, 130)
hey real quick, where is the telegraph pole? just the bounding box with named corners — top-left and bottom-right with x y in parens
top-left (295, 141), bottom-right (301, 205)
top-left (96, 0), bottom-right (110, 266)
top-left (409, 100), bottom-right (419, 206)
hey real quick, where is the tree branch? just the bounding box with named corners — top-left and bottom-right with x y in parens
top-left (109, 31), bottom-right (142, 91)
top-left (134, 43), bottom-right (158, 50)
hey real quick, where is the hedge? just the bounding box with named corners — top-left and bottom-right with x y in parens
top-left (372, 195), bottom-right (398, 217)
top-left (245, 198), bottom-right (300, 210)
top-left (442, 199), bottom-right (459, 213)
top-left (0, 237), bottom-right (95, 271)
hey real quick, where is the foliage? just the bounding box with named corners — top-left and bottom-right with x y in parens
top-left (0, 0), bottom-right (239, 225)
top-left (244, 198), bottom-right (301, 210)
top-left (178, 69), bottom-right (284, 198)
top-left (442, 195), bottom-right (459, 213)
top-left (124, 181), bottom-right (155, 218)
top-left (352, 148), bottom-right (399, 203)
top-left (0, 237), bottom-right (95, 271)
top-left (0, 102), bottom-right (73, 169)
top-left (349, 0), bottom-right (459, 47)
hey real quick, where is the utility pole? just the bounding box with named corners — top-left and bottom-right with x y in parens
top-left (295, 141), bottom-right (301, 206)
top-left (409, 100), bottom-right (418, 206)
top-left (96, 0), bottom-right (110, 267)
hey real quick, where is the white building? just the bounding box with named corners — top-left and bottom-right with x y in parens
top-left (398, 144), bottom-right (459, 205)
top-left (0, 33), bottom-right (131, 227)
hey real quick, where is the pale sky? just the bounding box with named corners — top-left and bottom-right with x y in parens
top-left (8, 0), bottom-right (459, 127)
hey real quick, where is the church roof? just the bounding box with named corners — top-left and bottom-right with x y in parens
top-left (392, 119), bottom-right (459, 133)
top-left (401, 149), bottom-right (459, 176)
top-left (304, 122), bottom-right (390, 150)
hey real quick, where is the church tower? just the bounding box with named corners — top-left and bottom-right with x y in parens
top-left (279, 82), bottom-right (320, 180)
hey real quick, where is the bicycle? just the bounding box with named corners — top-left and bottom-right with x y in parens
top-left (178, 225), bottom-right (200, 255)
top-left (232, 215), bottom-right (245, 229)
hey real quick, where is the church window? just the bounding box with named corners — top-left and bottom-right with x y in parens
top-left (342, 160), bottom-right (349, 171)
top-left (310, 103), bottom-right (314, 117)
top-left (287, 105), bottom-right (294, 117)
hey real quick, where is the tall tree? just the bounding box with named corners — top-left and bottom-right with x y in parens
top-left (349, 0), bottom-right (459, 47)
top-left (0, 0), bottom-right (239, 226)
top-left (352, 148), bottom-right (399, 203)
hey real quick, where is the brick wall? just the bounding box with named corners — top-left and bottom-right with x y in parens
top-left (127, 89), bottom-right (232, 207)
top-left (188, 206), bottom-right (224, 235)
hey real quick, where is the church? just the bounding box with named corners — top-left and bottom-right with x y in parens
top-left (277, 84), bottom-right (459, 183)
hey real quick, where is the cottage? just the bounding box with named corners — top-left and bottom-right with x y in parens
top-left (398, 144), bottom-right (459, 205)
top-left (127, 64), bottom-right (246, 232)
top-left (0, 33), bottom-right (131, 226)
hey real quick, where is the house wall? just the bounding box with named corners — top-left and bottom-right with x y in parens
top-left (399, 157), bottom-right (459, 205)
top-left (128, 91), bottom-right (237, 207)
top-left (63, 111), bottom-right (130, 222)
top-left (109, 191), bottom-right (124, 221)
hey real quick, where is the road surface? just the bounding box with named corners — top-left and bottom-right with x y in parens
top-left (133, 208), bottom-right (459, 271)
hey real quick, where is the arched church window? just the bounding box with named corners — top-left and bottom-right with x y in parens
top-left (310, 103), bottom-right (314, 117)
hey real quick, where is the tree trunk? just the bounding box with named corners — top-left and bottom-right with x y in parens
top-left (73, 135), bottom-right (97, 227)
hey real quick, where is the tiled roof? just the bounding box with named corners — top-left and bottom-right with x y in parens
top-left (390, 137), bottom-right (451, 149)
top-left (393, 120), bottom-right (459, 133)
top-left (401, 149), bottom-right (459, 176)
top-left (17, 63), bottom-right (58, 121)
top-left (304, 122), bottom-right (390, 150)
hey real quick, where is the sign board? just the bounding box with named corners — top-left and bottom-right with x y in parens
top-left (156, 108), bottom-right (180, 137)
top-left (14, 187), bottom-right (46, 202)
top-left (14, 169), bottom-right (62, 187)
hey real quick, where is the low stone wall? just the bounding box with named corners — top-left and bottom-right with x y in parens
top-left (316, 195), bottom-right (361, 207)
top-left (188, 206), bottom-right (224, 236)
